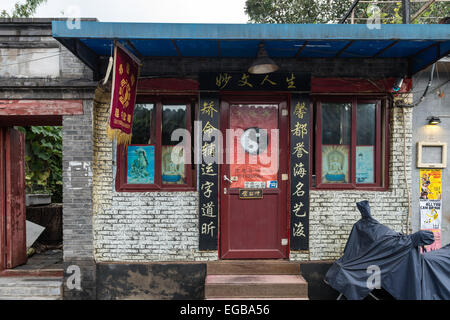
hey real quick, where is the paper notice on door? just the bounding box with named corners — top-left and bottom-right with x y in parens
top-left (244, 181), bottom-right (265, 189)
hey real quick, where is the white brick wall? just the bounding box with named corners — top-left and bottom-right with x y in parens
top-left (93, 86), bottom-right (412, 262)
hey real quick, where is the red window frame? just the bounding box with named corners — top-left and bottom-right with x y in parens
top-left (312, 96), bottom-right (389, 191)
top-left (116, 95), bottom-right (196, 192)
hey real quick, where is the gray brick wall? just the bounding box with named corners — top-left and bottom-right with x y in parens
top-left (62, 100), bottom-right (94, 260)
top-left (62, 100), bottom-right (96, 299)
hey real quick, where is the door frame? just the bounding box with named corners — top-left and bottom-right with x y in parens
top-left (218, 93), bottom-right (291, 259)
top-left (0, 129), bottom-right (5, 272)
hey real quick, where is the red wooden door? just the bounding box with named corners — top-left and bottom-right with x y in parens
top-left (1, 127), bottom-right (27, 269)
top-left (220, 96), bottom-right (289, 259)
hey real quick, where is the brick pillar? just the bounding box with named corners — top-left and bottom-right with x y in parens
top-left (62, 100), bottom-right (96, 299)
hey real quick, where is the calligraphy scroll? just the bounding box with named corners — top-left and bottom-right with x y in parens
top-left (107, 42), bottom-right (141, 145)
top-left (199, 72), bottom-right (310, 92)
top-left (290, 94), bottom-right (310, 251)
top-left (199, 94), bottom-right (220, 250)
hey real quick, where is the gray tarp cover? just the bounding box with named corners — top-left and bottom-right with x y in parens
top-left (325, 200), bottom-right (450, 300)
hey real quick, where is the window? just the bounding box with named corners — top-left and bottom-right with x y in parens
top-left (313, 97), bottom-right (387, 190)
top-left (116, 96), bottom-right (196, 191)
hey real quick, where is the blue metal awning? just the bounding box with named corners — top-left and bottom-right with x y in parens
top-left (52, 21), bottom-right (450, 77)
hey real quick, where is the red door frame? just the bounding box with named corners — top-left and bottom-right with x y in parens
top-left (0, 129), bottom-right (5, 272)
top-left (219, 94), bottom-right (290, 259)
top-left (0, 127), bottom-right (27, 271)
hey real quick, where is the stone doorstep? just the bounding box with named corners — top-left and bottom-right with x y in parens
top-left (207, 260), bottom-right (301, 275)
top-left (205, 274), bottom-right (308, 299)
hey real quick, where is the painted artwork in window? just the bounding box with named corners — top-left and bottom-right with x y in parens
top-left (127, 145), bottom-right (155, 184)
top-left (356, 146), bottom-right (374, 184)
top-left (321, 145), bottom-right (349, 183)
top-left (162, 146), bottom-right (185, 184)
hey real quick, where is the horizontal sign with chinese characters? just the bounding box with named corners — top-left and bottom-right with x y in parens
top-left (199, 72), bottom-right (310, 91)
top-left (239, 189), bottom-right (263, 199)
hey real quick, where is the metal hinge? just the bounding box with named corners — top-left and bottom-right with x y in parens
top-left (281, 238), bottom-right (288, 246)
top-left (282, 109), bottom-right (288, 116)
top-left (224, 188), bottom-right (227, 194)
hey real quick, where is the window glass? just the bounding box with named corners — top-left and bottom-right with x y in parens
top-left (356, 103), bottom-right (376, 184)
top-left (321, 103), bottom-right (351, 184)
top-left (131, 103), bottom-right (156, 145)
top-left (162, 105), bottom-right (187, 185)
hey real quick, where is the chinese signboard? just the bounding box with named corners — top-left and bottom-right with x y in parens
top-left (199, 72), bottom-right (310, 92)
top-left (290, 94), bottom-right (310, 251)
top-left (107, 42), bottom-right (141, 145)
top-left (198, 94), bottom-right (220, 251)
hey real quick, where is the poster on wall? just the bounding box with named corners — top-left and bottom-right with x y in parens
top-left (126, 145), bottom-right (155, 184)
top-left (420, 169), bottom-right (442, 200)
top-left (321, 145), bottom-right (349, 184)
top-left (419, 169), bottom-right (442, 252)
top-left (420, 199), bottom-right (441, 230)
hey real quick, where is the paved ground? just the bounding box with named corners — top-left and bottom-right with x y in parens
top-left (14, 250), bottom-right (63, 271)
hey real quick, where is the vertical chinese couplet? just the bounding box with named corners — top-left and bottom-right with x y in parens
top-left (199, 94), bottom-right (220, 250)
top-left (290, 94), bottom-right (310, 251)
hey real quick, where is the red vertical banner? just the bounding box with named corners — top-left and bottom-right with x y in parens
top-left (107, 42), bottom-right (141, 145)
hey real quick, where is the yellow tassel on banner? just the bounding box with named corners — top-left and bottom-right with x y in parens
top-left (106, 126), bottom-right (132, 146)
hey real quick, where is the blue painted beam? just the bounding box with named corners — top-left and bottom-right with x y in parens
top-left (52, 21), bottom-right (450, 41)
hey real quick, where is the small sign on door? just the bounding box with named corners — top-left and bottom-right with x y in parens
top-left (239, 189), bottom-right (263, 199)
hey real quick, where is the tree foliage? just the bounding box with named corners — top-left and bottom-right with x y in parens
top-left (245, 0), bottom-right (350, 24)
top-left (245, 0), bottom-right (450, 24)
top-left (18, 126), bottom-right (63, 203)
top-left (1, 0), bottom-right (47, 18)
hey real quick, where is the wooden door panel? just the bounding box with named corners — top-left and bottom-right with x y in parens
top-left (220, 98), bottom-right (289, 259)
top-left (5, 128), bottom-right (27, 269)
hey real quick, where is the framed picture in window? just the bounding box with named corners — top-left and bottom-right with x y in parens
top-left (161, 145), bottom-right (186, 185)
top-left (356, 146), bottom-right (374, 184)
top-left (321, 145), bottom-right (349, 184)
top-left (126, 145), bottom-right (155, 184)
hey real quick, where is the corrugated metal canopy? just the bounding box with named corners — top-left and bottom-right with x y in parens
top-left (52, 21), bottom-right (450, 77)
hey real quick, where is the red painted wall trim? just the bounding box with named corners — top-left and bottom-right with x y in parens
top-left (137, 78), bottom-right (199, 93)
top-left (0, 100), bottom-right (83, 116)
top-left (311, 77), bottom-right (412, 94)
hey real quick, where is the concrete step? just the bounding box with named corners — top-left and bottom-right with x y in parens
top-left (205, 274), bottom-right (308, 299)
top-left (0, 277), bottom-right (62, 300)
top-left (207, 260), bottom-right (301, 275)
